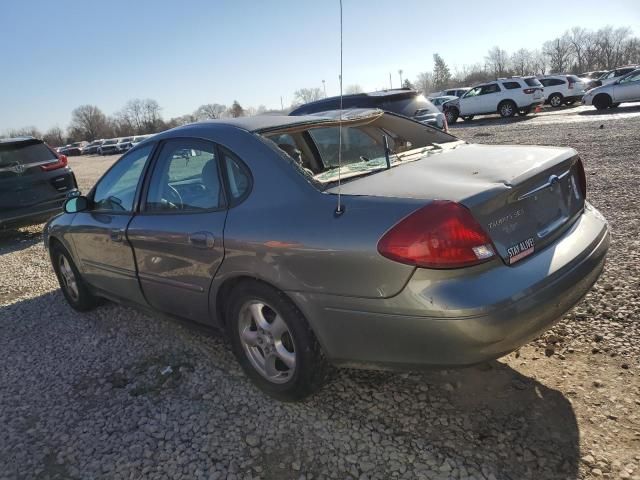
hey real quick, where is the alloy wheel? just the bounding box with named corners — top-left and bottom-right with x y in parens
top-left (550, 95), bottom-right (562, 107)
top-left (500, 103), bottom-right (514, 117)
top-left (238, 301), bottom-right (296, 384)
top-left (58, 254), bottom-right (79, 301)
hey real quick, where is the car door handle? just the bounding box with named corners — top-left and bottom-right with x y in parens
top-left (110, 229), bottom-right (124, 242)
top-left (189, 231), bottom-right (215, 249)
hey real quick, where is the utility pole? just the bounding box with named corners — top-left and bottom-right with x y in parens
top-left (389, 72), bottom-right (392, 89)
top-left (398, 69), bottom-right (403, 87)
top-left (322, 79), bottom-right (326, 97)
top-left (280, 96), bottom-right (283, 111)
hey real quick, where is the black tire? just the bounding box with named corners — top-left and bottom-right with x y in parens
top-left (548, 93), bottom-right (564, 108)
top-left (462, 115), bottom-right (474, 122)
top-left (498, 100), bottom-right (517, 118)
top-left (445, 107), bottom-right (459, 124)
top-left (227, 281), bottom-right (329, 401)
top-left (610, 103), bottom-right (620, 108)
top-left (50, 242), bottom-right (99, 311)
top-left (593, 94), bottom-right (612, 110)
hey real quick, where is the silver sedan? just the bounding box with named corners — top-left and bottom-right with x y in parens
top-left (45, 110), bottom-right (609, 400)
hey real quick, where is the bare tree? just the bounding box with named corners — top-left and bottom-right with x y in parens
top-left (567, 27), bottom-right (589, 72)
top-left (345, 84), bottom-right (364, 94)
top-left (414, 71), bottom-right (433, 94)
top-left (43, 126), bottom-right (65, 146)
top-left (485, 46), bottom-right (510, 77)
top-left (511, 48), bottom-right (534, 76)
top-left (4, 126), bottom-right (43, 138)
top-left (69, 105), bottom-right (110, 140)
top-left (544, 36), bottom-right (572, 72)
top-left (293, 87), bottom-right (323, 105)
top-left (141, 99), bottom-right (162, 132)
top-left (194, 103), bottom-right (226, 120)
top-left (531, 49), bottom-right (548, 75)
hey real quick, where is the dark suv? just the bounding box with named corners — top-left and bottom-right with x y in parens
top-left (0, 137), bottom-right (78, 229)
top-left (290, 89), bottom-right (447, 130)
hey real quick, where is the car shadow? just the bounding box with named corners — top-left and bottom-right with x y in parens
top-left (449, 114), bottom-right (536, 129)
top-left (310, 363), bottom-right (579, 479)
top-left (0, 225), bottom-right (44, 255)
top-left (578, 103), bottom-right (640, 115)
top-left (0, 291), bottom-right (579, 480)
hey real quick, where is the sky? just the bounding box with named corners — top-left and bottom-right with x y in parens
top-left (1, 0), bottom-right (639, 132)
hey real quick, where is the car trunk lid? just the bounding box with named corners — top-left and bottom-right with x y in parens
top-left (326, 143), bottom-right (585, 265)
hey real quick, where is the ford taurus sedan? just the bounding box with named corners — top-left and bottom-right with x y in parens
top-left (44, 110), bottom-right (609, 400)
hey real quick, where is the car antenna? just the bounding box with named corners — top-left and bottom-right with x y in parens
top-left (334, 0), bottom-right (345, 217)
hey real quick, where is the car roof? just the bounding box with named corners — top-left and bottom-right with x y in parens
top-left (0, 136), bottom-right (41, 145)
top-left (177, 110), bottom-right (381, 133)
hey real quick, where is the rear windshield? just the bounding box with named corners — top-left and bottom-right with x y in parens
top-left (524, 78), bottom-right (543, 87)
top-left (382, 94), bottom-right (439, 116)
top-left (0, 140), bottom-right (56, 167)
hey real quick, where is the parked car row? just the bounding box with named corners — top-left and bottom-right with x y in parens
top-left (582, 67), bottom-right (640, 109)
top-left (55, 135), bottom-right (155, 157)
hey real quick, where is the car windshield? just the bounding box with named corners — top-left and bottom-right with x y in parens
top-left (263, 113), bottom-right (460, 187)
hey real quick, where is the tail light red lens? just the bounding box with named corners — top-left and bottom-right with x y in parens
top-left (523, 88), bottom-right (536, 94)
top-left (41, 153), bottom-right (68, 171)
top-left (576, 158), bottom-right (587, 198)
top-left (377, 200), bottom-right (496, 269)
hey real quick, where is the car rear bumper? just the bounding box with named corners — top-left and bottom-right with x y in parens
top-left (0, 193), bottom-right (75, 229)
top-left (289, 203), bottom-right (609, 369)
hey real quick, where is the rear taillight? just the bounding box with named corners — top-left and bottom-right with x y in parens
top-left (377, 201), bottom-right (496, 269)
top-left (41, 153), bottom-right (68, 171)
top-left (523, 88), bottom-right (536, 94)
top-left (576, 158), bottom-right (587, 198)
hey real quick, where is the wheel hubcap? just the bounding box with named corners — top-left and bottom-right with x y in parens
top-left (502, 104), bottom-right (513, 116)
top-left (551, 96), bottom-right (561, 106)
top-left (238, 301), bottom-right (296, 384)
top-left (58, 255), bottom-right (79, 301)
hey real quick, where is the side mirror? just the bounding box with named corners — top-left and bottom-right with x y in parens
top-left (64, 195), bottom-right (90, 214)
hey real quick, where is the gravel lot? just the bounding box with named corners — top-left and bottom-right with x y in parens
top-left (1, 104), bottom-right (639, 480)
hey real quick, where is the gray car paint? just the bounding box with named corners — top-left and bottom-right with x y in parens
top-left (44, 112), bottom-right (609, 369)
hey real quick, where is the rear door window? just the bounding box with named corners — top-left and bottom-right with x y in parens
top-left (502, 81), bottom-right (521, 90)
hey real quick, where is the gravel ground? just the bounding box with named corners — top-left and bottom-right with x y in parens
top-left (1, 106), bottom-right (639, 480)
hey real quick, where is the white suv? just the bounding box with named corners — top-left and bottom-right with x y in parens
top-left (444, 77), bottom-right (544, 123)
top-left (537, 75), bottom-right (586, 107)
top-left (582, 68), bottom-right (640, 110)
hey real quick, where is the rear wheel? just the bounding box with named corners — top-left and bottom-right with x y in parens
top-left (227, 281), bottom-right (329, 401)
top-left (445, 108), bottom-right (459, 124)
top-left (593, 94), bottom-right (612, 110)
top-left (461, 115), bottom-right (474, 122)
top-left (498, 101), bottom-right (517, 118)
top-left (50, 242), bottom-right (99, 311)
top-left (548, 93), bottom-right (564, 108)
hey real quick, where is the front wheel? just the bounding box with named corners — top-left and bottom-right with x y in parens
top-left (593, 94), bottom-right (612, 110)
top-left (50, 243), bottom-right (100, 311)
top-left (444, 108), bottom-right (459, 124)
top-left (498, 101), bottom-right (517, 118)
top-left (227, 281), bottom-right (329, 401)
